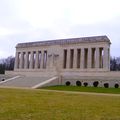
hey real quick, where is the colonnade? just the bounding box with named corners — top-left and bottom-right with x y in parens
top-left (14, 47), bottom-right (110, 70)
top-left (14, 50), bottom-right (47, 69)
top-left (63, 47), bottom-right (110, 70)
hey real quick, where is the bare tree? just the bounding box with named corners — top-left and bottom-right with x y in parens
top-left (110, 57), bottom-right (120, 71)
top-left (0, 56), bottom-right (15, 74)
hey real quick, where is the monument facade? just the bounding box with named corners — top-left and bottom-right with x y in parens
top-left (14, 36), bottom-right (110, 72)
top-left (10, 35), bottom-right (120, 88)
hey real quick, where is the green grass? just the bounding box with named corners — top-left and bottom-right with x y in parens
top-left (42, 86), bottom-right (120, 94)
top-left (0, 88), bottom-right (120, 120)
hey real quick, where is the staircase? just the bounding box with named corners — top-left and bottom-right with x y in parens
top-left (0, 76), bottom-right (54, 88)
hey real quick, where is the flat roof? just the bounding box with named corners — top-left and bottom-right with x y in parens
top-left (16, 35), bottom-right (111, 48)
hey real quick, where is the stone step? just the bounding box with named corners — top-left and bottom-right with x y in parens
top-left (0, 76), bottom-right (51, 88)
top-left (0, 74), bottom-right (15, 82)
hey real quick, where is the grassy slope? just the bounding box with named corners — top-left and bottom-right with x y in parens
top-left (0, 88), bottom-right (120, 120)
top-left (42, 86), bottom-right (120, 94)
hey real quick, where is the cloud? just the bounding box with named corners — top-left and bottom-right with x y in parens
top-left (0, 16), bottom-right (120, 58)
top-left (69, 17), bottom-right (120, 57)
top-left (0, 28), bottom-right (57, 58)
top-left (0, 0), bottom-right (120, 58)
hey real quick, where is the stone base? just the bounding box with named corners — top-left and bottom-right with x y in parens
top-left (5, 70), bottom-right (120, 88)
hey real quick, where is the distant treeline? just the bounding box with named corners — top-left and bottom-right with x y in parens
top-left (110, 57), bottom-right (120, 71)
top-left (0, 56), bottom-right (120, 74)
top-left (0, 56), bottom-right (15, 74)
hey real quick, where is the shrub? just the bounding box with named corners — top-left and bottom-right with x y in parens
top-left (66, 81), bottom-right (71, 86)
top-left (2, 79), bottom-right (5, 81)
top-left (114, 84), bottom-right (119, 88)
top-left (93, 81), bottom-right (99, 87)
top-left (83, 82), bottom-right (88, 87)
top-left (76, 81), bottom-right (81, 86)
top-left (104, 83), bottom-right (109, 88)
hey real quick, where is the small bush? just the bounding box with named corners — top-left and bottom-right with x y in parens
top-left (114, 84), bottom-right (119, 88)
top-left (93, 81), bottom-right (99, 87)
top-left (2, 79), bottom-right (5, 81)
top-left (104, 83), bottom-right (109, 88)
top-left (84, 82), bottom-right (88, 87)
top-left (66, 81), bottom-right (71, 86)
top-left (76, 81), bottom-right (81, 86)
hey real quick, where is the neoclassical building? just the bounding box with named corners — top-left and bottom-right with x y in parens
top-left (4, 35), bottom-right (120, 88)
top-left (14, 35), bottom-right (110, 72)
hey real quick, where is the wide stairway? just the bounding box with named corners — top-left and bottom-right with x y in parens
top-left (0, 76), bottom-right (51, 88)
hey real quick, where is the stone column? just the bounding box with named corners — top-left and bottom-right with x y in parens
top-left (41, 51), bottom-right (44, 69)
top-left (25, 52), bottom-right (28, 69)
top-left (30, 51), bottom-right (34, 69)
top-left (73, 49), bottom-right (77, 68)
top-left (47, 51), bottom-right (51, 69)
top-left (88, 48), bottom-right (92, 69)
top-left (14, 52), bottom-right (19, 69)
top-left (80, 48), bottom-right (84, 69)
top-left (45, 51), bottom-right (47, 69)
top-left (35, 51), bottom-right (39, 69)
top-left (67, 49), bottom-right (70, 69)
top-left (20, 52), bottom-right (24, 69)
top-left (103, 47), bottom-right (109, 70)
top-left (108, 48), bottom-right (110, 70)
top-left (95, 47), bottom-right (99, 69)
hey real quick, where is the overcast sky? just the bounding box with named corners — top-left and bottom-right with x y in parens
top-left (0, 0), bottom-right (120, 58)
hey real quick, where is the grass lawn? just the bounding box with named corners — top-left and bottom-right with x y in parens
top-left (42, 85), bottom-right (120, 94)
top-left (0, 88), bottom-right (120, 120)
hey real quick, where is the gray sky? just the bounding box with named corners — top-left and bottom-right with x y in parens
top-left (0, 0), bottom-right (120, 58)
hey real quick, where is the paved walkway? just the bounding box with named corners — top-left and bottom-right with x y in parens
top-left (0, 86), bottom-right (120, 97)
top-left (39, 89), bottom-right (120, 97)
